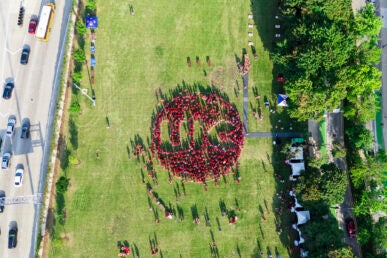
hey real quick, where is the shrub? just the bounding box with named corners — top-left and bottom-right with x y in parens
top-left (72, 71), bottom-right (82, 84)
top-left (85, 0), bottom-right (97, 14)
top-left (73, 48), bottom-right (86, 64)
top-left (68, 153), bottom-right (79, 165)
top-left (69, 100), bottom-right (81, 113)
top-left (75, 20), bottom-right (87, 35)
top-left (56, 176), bottom-right (70, 193)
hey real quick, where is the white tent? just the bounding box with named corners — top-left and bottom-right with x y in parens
top-left (290, 162), bottom-right (305, 176)
top-left (296, 210), bottom-right (310, 225)
top-left (289, 147), bottom-right (305, 176)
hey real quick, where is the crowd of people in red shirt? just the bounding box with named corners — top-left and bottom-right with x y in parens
top-left (151, 92), bottom-right (244, 184)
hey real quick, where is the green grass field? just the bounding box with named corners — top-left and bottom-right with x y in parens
top-left (47, 1), bottom-right (298, 257)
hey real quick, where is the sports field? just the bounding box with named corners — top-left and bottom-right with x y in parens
top-left (47, 0), bottom-right (297, 257)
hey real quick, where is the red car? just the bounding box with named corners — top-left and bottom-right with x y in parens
top-left (28, 17), bottom-right (38, 34)
top-left (346, 218), bottom-right (356, 238)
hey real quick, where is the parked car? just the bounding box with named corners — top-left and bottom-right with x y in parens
top-left (2, 153), bottom-right (11, 170)
top-left (8, 227), bottom-right (17, 249)
top-left (20, 46), bottom-right (30, 65)
top-left (3, 81), bottom-right (14, 99)
top-left (28, 17), bottom-right (38, 34)
top-left (20, 119), bottom-right (30, 139)
top-left (6, 116), bottom-right (16, 137)
top-left (14, 167), bottom-right (24, 187)
top-left (346, 218), bottom-right (356, 238)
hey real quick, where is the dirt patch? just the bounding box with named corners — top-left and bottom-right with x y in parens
top-left (210, 67), bottom-right (225, 87)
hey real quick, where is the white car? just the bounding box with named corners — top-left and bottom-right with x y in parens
top-left (14, 167), bottom-right (24, 187)
top-left (6, 116), bottom-right (16, 137)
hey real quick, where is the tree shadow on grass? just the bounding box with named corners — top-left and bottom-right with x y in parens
top-left (58, 134), bottom-right (70, 171)
top-left (68, 116), bottom-right (78, 150)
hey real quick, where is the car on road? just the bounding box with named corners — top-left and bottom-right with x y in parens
top-left (8, 227), bottom-right (17, 249)
top-left (20, 46), bottom-right (30, 65)
top-left (2, 153), bottom-right (11, 170)
top-left (0, 192), bottom-right (4, 213)
top-left (6, 116), bottom-right (16, 137)
top-left (346, 218), bottom-right (356, 238)
top-left (20, 119), bottom-right (30, 139)
top-left (3, 81), bottom-right (14, 99)
top-left (28, 17), bottom-right (38, 34)
top-left (14, 167), bottom-right (24, 187)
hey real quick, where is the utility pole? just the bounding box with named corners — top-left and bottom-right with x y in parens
top-left (73, 83), bottom-right (96, 106)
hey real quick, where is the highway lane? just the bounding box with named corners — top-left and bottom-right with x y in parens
top-left (0, 0), bottom-right (66, 257)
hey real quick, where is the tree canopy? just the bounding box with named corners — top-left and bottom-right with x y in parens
top-left (273, 1), bottom-right (381, 121)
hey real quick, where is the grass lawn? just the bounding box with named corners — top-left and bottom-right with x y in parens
top-left (47, 0), bottom-right (299, 257)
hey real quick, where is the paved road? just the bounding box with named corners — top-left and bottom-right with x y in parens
top-left (0, 0), bottom-right (66, 257)
top-left (326, 112), bottom-right (362, 258)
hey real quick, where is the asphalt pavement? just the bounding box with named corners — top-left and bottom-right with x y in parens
top-left (380, 0), bottom-right (387, 150)
top-left (0, 0), bottom-right (66, 257)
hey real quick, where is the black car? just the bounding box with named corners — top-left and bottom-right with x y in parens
top-left (3, 82), bottom-right (14, 99)
top-left (20, 47), bottom-right (30, 65)
top-left (0, 192), bottom-right (4, 213)
top-left (8, 228), bottom-right (17, 249)
top-left (20, 119), bottom-right (30, 139)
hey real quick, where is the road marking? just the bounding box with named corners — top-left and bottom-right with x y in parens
top-left (0, 111), bottom-right (9, 118)
top-left (5, 47), bottom-right (23, 55)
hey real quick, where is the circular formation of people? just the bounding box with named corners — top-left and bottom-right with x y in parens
top-left (152, 90), bottom-right (244, 183)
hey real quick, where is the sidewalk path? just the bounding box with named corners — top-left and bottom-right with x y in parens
top-left (246, 132), bottom-right (302, 138)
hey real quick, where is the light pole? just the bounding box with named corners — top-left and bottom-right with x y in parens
top-left (73, 83), bottom-right (96, 106)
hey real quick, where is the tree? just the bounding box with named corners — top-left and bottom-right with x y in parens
top-left (304, 216), bottom-right (345, 256)
top-left (319, 163), bottom-right (347, 206)
top-left (354, 4), bottom-right (383, 41)
top-left (373, 217), bottom-right (387, 252)
top-left (274, 0), bottom-right (381, 122)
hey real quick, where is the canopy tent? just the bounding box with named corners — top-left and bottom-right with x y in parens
top-left (86, 15), bottom-right (98, 29)
top-left (296, 210), bottom-right (310, 225)
top-left (288, 146), bottom-right (305, 176)
top-left (291, 138), bottom-right (305, 144)
top-left (290, 162), bottom-right (305, 176)
top-left (277, 94), bottom-right (288, 106)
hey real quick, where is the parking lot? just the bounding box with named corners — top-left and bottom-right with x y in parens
top-left (0, 0), bottom-right (66, 257)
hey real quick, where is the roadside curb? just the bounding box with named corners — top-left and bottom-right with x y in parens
top-left (38, 2), bottom-right (78, 257)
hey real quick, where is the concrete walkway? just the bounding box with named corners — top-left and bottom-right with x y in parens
top-left (246, 132), bottom-right (303, 138)
top-left (242, 72), bottom-right (302, 138)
